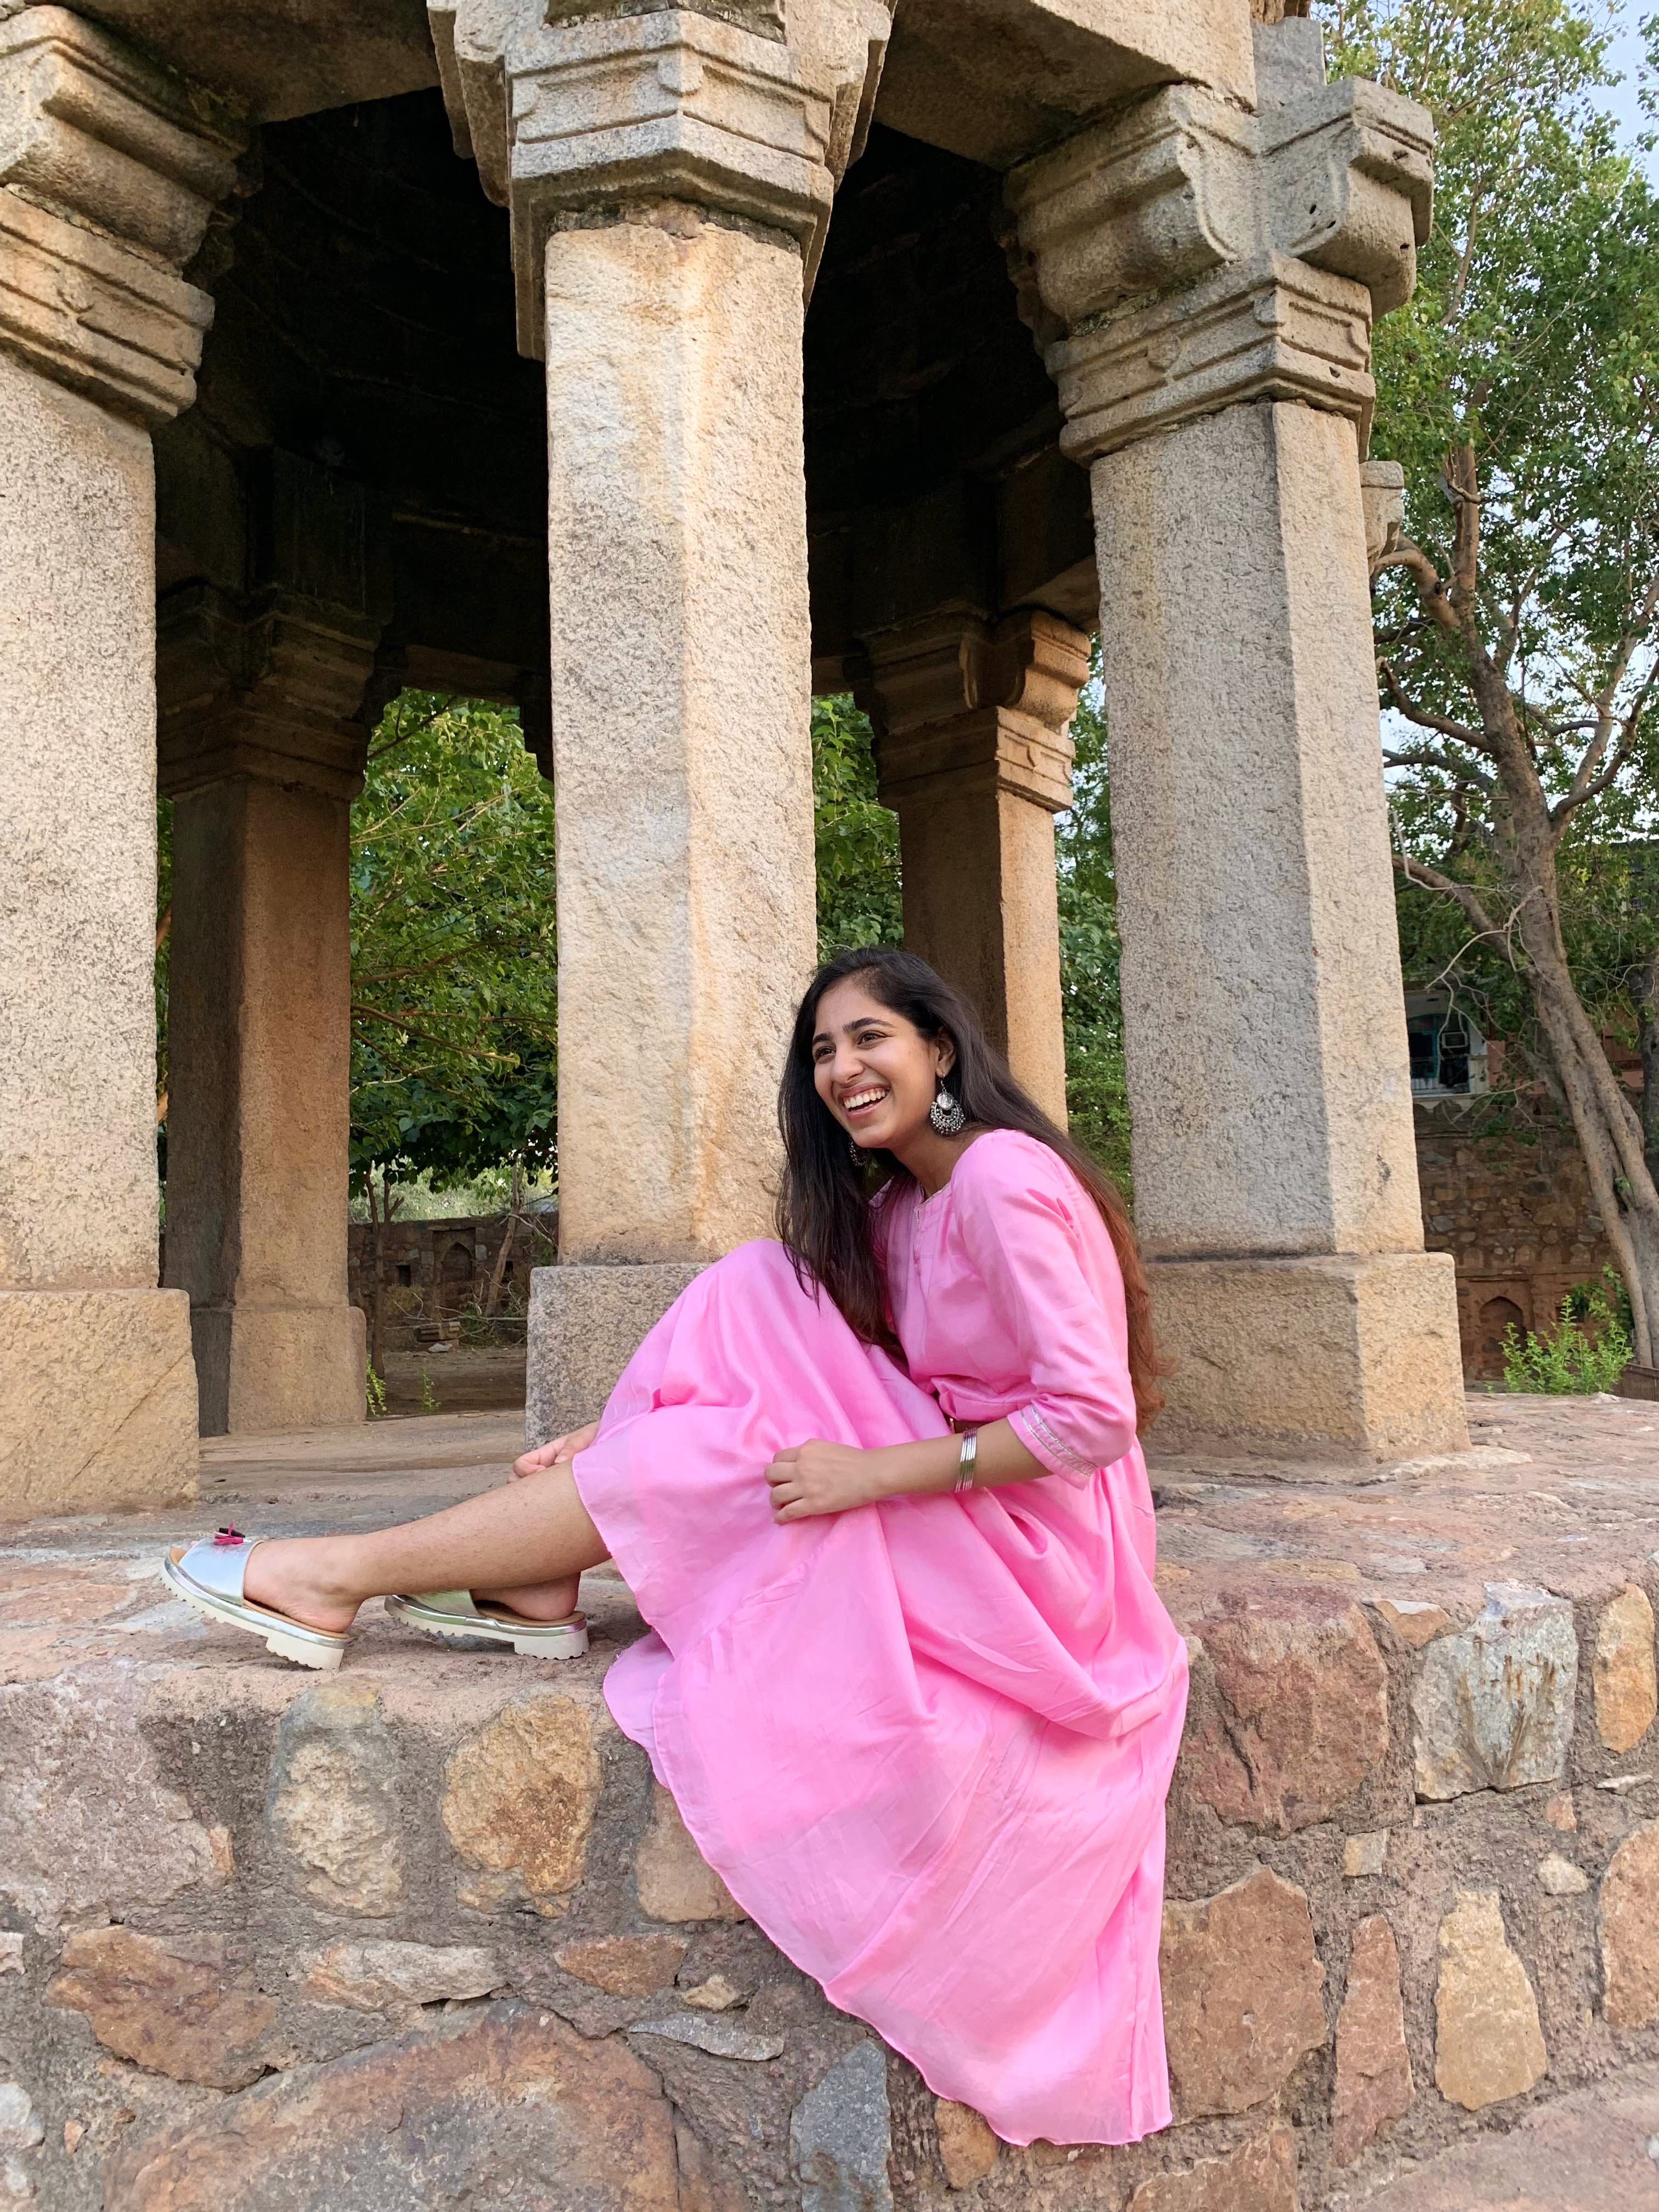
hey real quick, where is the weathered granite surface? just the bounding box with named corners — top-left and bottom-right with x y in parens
top-left (2, 1395), bottom-right (1658, 2208)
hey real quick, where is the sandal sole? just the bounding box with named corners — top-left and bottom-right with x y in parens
top-left (386, 1596), bottom-right (588, 1660)
top-left (161, 1552), bottom-right (347, 1671)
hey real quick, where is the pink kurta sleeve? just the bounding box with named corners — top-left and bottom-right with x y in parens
top-left (954, 1138), bottom-right (1138, 1484)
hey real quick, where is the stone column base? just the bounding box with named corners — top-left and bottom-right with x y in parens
top-left (527, 1264), bottom-right (707, 1444)
top-left (1148, 1251), bottom-right (1469, 1457)
top-left (0, 1288), bottom-right (198, 1515)
top-left (191, 1303), bottom-right (367, 1438)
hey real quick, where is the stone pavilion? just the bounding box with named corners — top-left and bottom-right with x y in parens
top-left (0, 0), bottom-right (1468, 1514)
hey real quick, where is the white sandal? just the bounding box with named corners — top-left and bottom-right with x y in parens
top-left (161, 1528), bottom-right (349, 1672)
top-left (385, 1589), bottom-right (589, 1659)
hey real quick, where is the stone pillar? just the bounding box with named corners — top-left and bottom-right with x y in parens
top-left (854, 610), bottom-right (1088, 1122)
top-left (0, 9), bottom-right (240, 1511)
top-left (432, 1), bottom-right (890, 1431)
top-left (157, 547), bottom-right (381, 1436)
top-left (1008, 17), bottom-right (1468, 1454)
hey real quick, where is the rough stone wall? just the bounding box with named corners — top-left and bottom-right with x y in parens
top-left (348, 1214), bottom-right (556, 1337)
top-left (1415, 1108), bottom-right (1614, 1376)
top-left (5, 1433), bottom-right (1659, 2210)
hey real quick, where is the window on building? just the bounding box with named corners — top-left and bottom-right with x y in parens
top-left (1406, 996), bottom-right (1488, 1097)
top-left (396, 1263), bottom-right (412, 1286)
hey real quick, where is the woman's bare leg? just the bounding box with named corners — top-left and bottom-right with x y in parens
top-left (241, 1465), bottom-right (610, 1635)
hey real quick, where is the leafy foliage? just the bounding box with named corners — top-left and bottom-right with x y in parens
top-left (812, 694), bottom-right (903, 960)
top-left (348, 693), bottom-right (558, 1182)
top-left (1057, 667), bottom-right (1132, 1188)
top-left (1502, 1269), bottom-right (1633, 1390)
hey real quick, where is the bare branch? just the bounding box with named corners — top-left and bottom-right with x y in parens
top-left (1391, 848), bottom-right (1503, 941)
top-left (1383, 745), bottom-right (1496, 793)
top-left (1378, 659), bottom-right (1497, 759)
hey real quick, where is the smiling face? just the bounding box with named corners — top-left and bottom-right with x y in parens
top-left (811, 974), bottom-right (955, 1155)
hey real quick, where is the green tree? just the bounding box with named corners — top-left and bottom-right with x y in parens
top-left (1319, 0), bottom-right (1659, 1362)
top-left (348, 692), bottom-right (558, 1184)
top-left (812, 693), bottom-right (903, 959)
top-left (1057, 667), bottom-right (1131, 1187)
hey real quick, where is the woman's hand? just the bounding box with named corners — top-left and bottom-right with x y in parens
top-left (766, 1439), bottom-right (878, 1522)
top-left (512, 1419), bottom-right (600, 1482)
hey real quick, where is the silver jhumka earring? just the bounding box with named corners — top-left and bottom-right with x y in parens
top-left (849, 1138), bottom-right (867, 1166)
top-left (929, 1085), bottom-right (966, 1136)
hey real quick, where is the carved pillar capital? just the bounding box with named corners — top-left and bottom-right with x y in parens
top-left (855, 608), bottom-right (1089, 816)
top-left (427, 0), bottom-right (889, 354)
top-left (0, 7), bottom-right (242, 424)
top-left (156, 584), bottom-right (381, 802)
top-left (1005, 16), bottom-right (1431, 461)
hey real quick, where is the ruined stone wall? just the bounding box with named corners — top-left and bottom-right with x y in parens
top-left (5, 1397), bottom-right (1659, 2208)
top-left (1414, 1108), bottom-right (1615, 1378)
top-left (348, 1213), bottom-right (556, 1341)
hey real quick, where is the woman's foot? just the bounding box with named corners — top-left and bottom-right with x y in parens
top-left (470, 1574), bottom-right (581, 1622)
top-left (242, 1537), bottom-right (363, 1636)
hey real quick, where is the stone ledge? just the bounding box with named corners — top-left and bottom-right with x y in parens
top-left (1, 1396), bottom-right (1658, 2206)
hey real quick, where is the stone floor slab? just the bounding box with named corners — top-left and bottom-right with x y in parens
top-left (1335, 2060), bottom-right (1659, 2209)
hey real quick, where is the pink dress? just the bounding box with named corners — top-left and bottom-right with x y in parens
top-left (571, 1128), bottom-right (1189, 2147)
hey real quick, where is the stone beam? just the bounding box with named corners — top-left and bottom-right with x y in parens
top-left (1008, 18), bottom-right (1465, 1456)
top-left (0, 7), bottom-right (241, 1514)
top-left (876, 0), bottom-right (1257, 172)
top-left (854, 609), bottom-right (1088, 1122)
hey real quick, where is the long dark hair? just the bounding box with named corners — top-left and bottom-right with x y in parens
top-left (776, 946), bottom-right (1165, 1429)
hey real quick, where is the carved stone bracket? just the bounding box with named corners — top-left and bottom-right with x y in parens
top-left (1005, 16), bottom-right (1431, 461)
top-left (855, 609), bottom-right (1089, 815)
top-left (0, 7), bottom-right (242, 423)
top-left (157, 585), bottom-right (381, 804)
top-left (427, 0), bottom-right (889, 354)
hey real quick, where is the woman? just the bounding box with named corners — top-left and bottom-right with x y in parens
top-left (162, 947), bottom-right (1189, 2148)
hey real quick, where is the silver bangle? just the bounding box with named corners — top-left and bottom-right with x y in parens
top-left (953, 1429), bottom-right (979, 1492)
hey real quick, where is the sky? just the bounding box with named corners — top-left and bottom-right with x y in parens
top-left (1596, 6), bottom-right (1655, 174)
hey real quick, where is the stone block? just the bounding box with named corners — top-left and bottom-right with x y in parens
top-left (555, 1933), bottom-right (688, 1997)
top-left (1186, 1589), bottom-right (1389, 1832)
top-left (633, 2015), bottom-right (786, 2062)
top-left (105, 2003), bottom-right (681, 2209)
top-left (1433, 1889), bottom-right (1547, 2111)
top-left (265, 1680), bottom-right (404, 1917)
top-left (680, 1973), bottom-right (744, 2011)
top-left (1538, 1855), bottom-right (1590, 1898)
top-left (1147, 1252), bottom-right (1469, 1458)
top-left (442, 1693), bottom-right (600, 1909)
top-left (46, 1926), bottom-right (278, 2090)
top-left (1126, 2128), bottom-right (1298, 2212)
top-left (1344, 1831), bottom-right (1389, 1879)
top-left (1600, 1818), bottom-right (1659, 2030)
top-left (0, 1675), bottom-right (221, 1931)
top-left (1375, 1599), bottom-right (1451, 1649)
top-left (1333, 1915), bottom-right (1413, 2164)
top-left (527, 1263), bottom-right (704, 1440)
top-left (0, 1288), bottom-right (197, 1516)
top-left (299, 1941), bottom-right (501, 2012)
top-left (1412, 1585), bottom-right (1577, 1800)
top-left (935, 2097), bottom-right (1000, 2188)
top-left (635, 1784), bottom-right (747, 1924)
top-left (1161, 1867), bottom-right (1327, 2120)
top-left (791, 2041), bottom-right (893, 2212)
top-left (1593, 1584), bottom-right (1657, 1754)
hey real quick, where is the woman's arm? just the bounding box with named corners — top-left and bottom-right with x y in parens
top-left (765, 1421), bottom-right (1044, 1522)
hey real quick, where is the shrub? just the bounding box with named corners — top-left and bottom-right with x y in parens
top-left (1502, 1272), bottom-right (1632, 1395)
